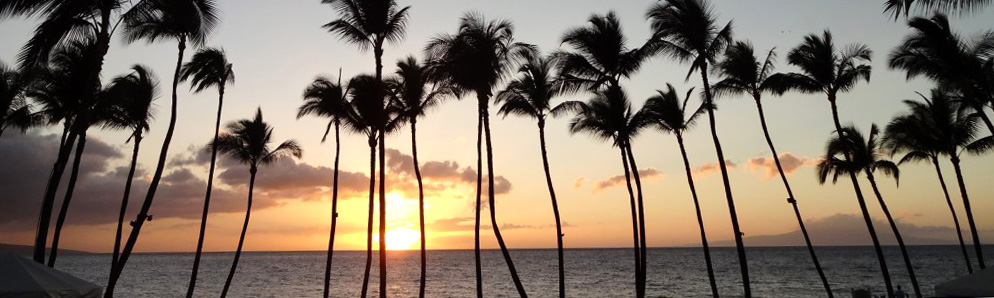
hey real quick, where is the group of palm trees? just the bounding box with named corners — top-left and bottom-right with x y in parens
top-left (1, 0), bottom-right (991, 297)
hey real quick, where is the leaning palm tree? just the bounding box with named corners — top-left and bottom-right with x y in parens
top-left (324, 3), bottom-right (409, 295)
top-left (0, 62), bottom-right (37, 140)
top-left (646, 0), bottom-right (749, 295)
top-left (778, 30), bottom-right (895, 297)
top-left (298, 74), bottom-right (349, 298)
top-left (884, 0), bottom-right (993, 19)
top-left (97, 65), bottom-right (158, 281)
top-left (817, 125), bottom-right (921, 298)
top-left (639, 84), bottom-right (718, 298)
top-left (425, 13), bottom-right (531, 298)
top-left (566, 86), bottom-right (647, 298)
top-left (215, 108), bottom-right (302, 298)
top-left (495, 49), bottom-right (573, 298)
top-left (883, 90), bottom-right (973, 273)
top-left (178, 47), bottom-right (235, 298)
top-left (712, 41), bottom-right (833, 297)
top-left (889, 13), bottom-right (994, 136)
top-left (108, 1), bottom-right (219, 296)
top-left (387, 56), bottom-right (453, 298)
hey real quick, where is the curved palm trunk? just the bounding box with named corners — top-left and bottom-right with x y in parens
top-left (624, 142), bottom-right (647, 298)
top-left (378, 128), bottom-right (387, 298)
top-left (187, 86), bottom-right (226, 298)
top-left (324, 120), bottom-right (341, 298)
top-left (360, 138), bottom-right (376, 298)
top-left (675, 133), bottom-right (719, 298)
top-left (219, 167), bottom-right (257, 298)
top-left (619, 145), bottom-right (643, 298)
top-left (866, 173), bottom-right (921, 298)
top-left (753, 98), bottom-right (832, 297)
top-left (827, 97), bottom-right (894, 298)
top-left (537, 120), bottom-right (566, 298)
top-left (931, 157), bottom-right (972, 273)
top-left (106, 37), bottom-right (186, 298)
top-left (480, 96), bottom-right (528, 298)
top-left (412, 120), bottom-right (427, 298)
top-left (700, 68), bottom-right (750, 297)
top-left (950, 156), bottom-right (986, 269)
top-left (112, 133), bottom-right (143, 273)
top-left (474, 115), bottom-right (483, 298)
top-left (48, 131), bottom-right (88, 267)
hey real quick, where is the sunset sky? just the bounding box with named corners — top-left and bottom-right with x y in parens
top-left (1, 0), bottom-right (993, 253)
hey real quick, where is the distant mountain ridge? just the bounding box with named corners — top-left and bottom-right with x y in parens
top-left (0, 243), bottom-right (92, 255)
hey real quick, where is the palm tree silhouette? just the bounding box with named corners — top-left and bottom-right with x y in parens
top-left (324, 3), bottom-right (410, 295)
top-left (495, 49), bottom-right (574, 298)
top-left (883, 90), bottom-right (975, 273)
top-left (640, 84), bottom-right (718, 298)
top-left (884, 0), bottom-right (992, 19)
top-left (179, 47), bottom-right (234, 298)
top-left (108, 1), bottom-right (219, 295)
top-left (0, 62), bottom-right (37, 140)
top-left (425, 13), bottom-right (532, 298)
top-left (215, 108), bottom-right (303, 298)
top-left (712, 41), bottom-right (833, 297)
top-left (98, 65), bottom-right (158, 280)
top-left (0, 0), bottom-right (146, 265)
top-left (387, 56), bottom-right (453, 298)
top-left (817, 124), bottom-right (921, 298)
top-left (778, 30), bottom-right (895, 297)
top-left (646, 0), bottom-right (748, 295)
top-left (299, 75), bottom-right (349, 298)
top-left (566, 85), bottom-right (648, 298)
top-left (889, 13), bottom-right (994, 136)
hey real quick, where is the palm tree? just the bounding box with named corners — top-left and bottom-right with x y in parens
top-left (324, 3), bottom-right (410, 295)
top-left (0, 0), bottom-right (142, 264)
top-left (646, 1), bottom-right (748, 295)
top-left (387, 56), bottom-right (453, 298)
top-left (177, 47), bottom-right (234, 298)
top-left (425, 13), bottom-right (531, 298)
top-left (639, 84), bottom-right (719, 297)
top-left (712, 41), bottom-right (833, 297)
top-left (884, 0), bottom-right (992, 19)
top-left (298, 74), bottom-right (349, 298)
top-left (889, 13), bottom-right (994, 136)
top-left (778, 30), bottom-right (894, 297)
top-left (557, 14), bottom-right (657, 292)
top-left (495, 49), bottom-right (573, 298)
top-left (566, 86), bottom-right (647, 298)
top-left (215, 108), bottom-right (302, 298)
top-left (817, 124), bottom-right (921, 298)
top-left (98, 65), bottom-right (158, 282)
top-left (107, 1), bottom-right (219, 295)
top-left (0, 62), bottom-right (37, 140)
top-left (883, 90), bottom-right (973, 273)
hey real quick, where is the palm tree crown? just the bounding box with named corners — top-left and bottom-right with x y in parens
top-left (558, 11), bottom-right (656, 90)
top-left (100, 65), bottom-right (158, 138)
top-left (388, 56), bottom-right (453, 124)
top-left (1, 62), bottom-right (37, 136)
top-left (323, 0), bottom-right (410, 52)
top-left (817, 125), bottom-right (900, 184)
top-left (780, 31), bottom-right (872, 98)
top-left (713, 41), bottom-right (791, 99)
top-left (647, 0), bottom-right (733, 79)
top-left (496, 50), bottom-right (577, 122)
top-left (123, 0), bottom-right (220, 47)
top-left (299, 76), bottom-right (349, 142)
top-left (214, 108), bottom-right (303, 170)
top-left (424, 13), bottom-right (529, 97)
top-left (568, 86), bottom-right (646, 146)
top-left (640, 84), bottom-right (704, 134)
top-left (180, 47), bottom-right (234, 93)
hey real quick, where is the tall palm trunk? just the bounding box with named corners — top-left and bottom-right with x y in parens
top-left (187, 86), bottom-right (226, 298)
top-left (48, 132), bottom-right (88, 267)
top-left (35, 9), bottom-right (112, 264)
top-left (360, 138), bottom-right (376, 298)
top-left (931, 157), bottom-right (972, 273)
top-left (827, 97), bottom-right (894, 298)
top-left (412, 119), bottom-right (427, 298)
top-left (624, 142), bottom-right (647, 298)
top-left (324, 120), bottom-right (341, 298)
top-left (949, 155), bottom-right (986, 269)
top-left (753, 98), bottom-right (832, 297)
top-left (112, 133), bottom-right (142, 273)
top-left (699, 67), bottom-right (750, 297)
top-left (219, 166), bottom-right (257, 298)
top-left (106, 36), bottom-right (186, 298)
top-left (675, 133), bottom-right (719, 298)
top-left (378, 128), bottom-right (387, 298)
top-left (537, 119), bottom-right (565, 298)
top-left (619, 145), bottom-right (642, 298)
top-left (866, 172), bottom-right (921, 298)
top-left (480, 94), bottom-right (528, 297)
top-left (474, 115), bottom-right (483, 298)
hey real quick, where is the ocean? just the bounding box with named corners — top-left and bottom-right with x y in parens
top-left (54, 245), bottom-right (990, 297)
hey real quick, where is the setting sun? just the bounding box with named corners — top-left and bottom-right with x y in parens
top-left (384, 227), bottom-right (420, 250)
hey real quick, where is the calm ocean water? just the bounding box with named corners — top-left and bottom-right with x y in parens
top-left (53, 245), bottom-right (991, 297)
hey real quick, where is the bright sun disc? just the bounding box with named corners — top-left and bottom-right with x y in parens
top-left (385, 227), bottom-right (420, 250)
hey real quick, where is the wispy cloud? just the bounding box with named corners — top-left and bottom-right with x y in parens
top-left (693, 160), bottom-right (736, 178)
top-left (592, 168), bottom-right (663, 193)
top-left (745, 153), bottom-right (820, 179)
